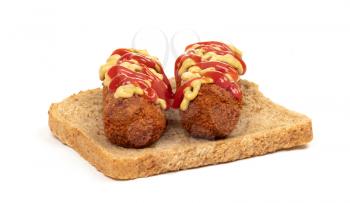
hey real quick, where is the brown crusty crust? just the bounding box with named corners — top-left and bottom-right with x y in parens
top-left (48, 80), bottom-right (313, 180)
top-left (180, 84), bottom-right (241, 139)
top-left (102, 87), bottom-right (166, 148)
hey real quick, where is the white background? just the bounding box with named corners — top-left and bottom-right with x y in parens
top-left (0, 0), bottom-right (349, 202)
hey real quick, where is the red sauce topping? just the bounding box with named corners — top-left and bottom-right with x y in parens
top-left (105, 49), bottom-right (172, 109)
top-left (174, 53), bottom-right (202, 88)
top-left (173, 41), bottom-right (246, 109)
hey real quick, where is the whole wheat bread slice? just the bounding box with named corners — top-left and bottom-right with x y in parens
top-left (48, 80), bottom-right (313, 180)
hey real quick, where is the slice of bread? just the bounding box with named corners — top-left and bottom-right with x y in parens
top-left (48, 80), bottom-right (313, 180)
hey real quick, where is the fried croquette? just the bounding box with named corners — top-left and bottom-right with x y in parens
top-left (180, 84), bottom-right (242, 139)
top-left (103, 87), bottom-right (166, 148)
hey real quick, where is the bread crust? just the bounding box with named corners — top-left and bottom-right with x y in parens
top-left (48, 80), bottom-right (313, 180)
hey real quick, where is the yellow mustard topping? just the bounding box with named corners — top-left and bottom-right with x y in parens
top-left (119, 61), bottom-right (143, 72)
top-left (149, 68), bottom-right (163, 80)
top-left (114, 84), bottom-right (144, 98)
top-left (156, 98), bottom-right (167, 109)
top-left (202, 52), bottom-right (243, 74)
top-left (134, 49), bottom-right (149, 56)
top-left (179, 78), bottom-right (213, 111)
top-left (188, 66), bottom-right (201, 73)
top-left (101, 56), bottom-right (162, 86)
top-left (178, 49), bottom-right (243, 77)
top-left (177, 42), bottom-right (244, 111)
top-left (99, 54), bottom-right (121, 80)
top-left (180, 67), bottom-right (217, 82)
top-left (99, 49), bottom-right (152, 81)
top-left (100, 48), bottom-right (167, 109)
top-left (178, 58), bottom-right (197, 77)
top-left (113, 84), bottom-right (167, 110)
top-left (181, 71), bottom-right (201, 81)
top-left (228, 44), bottom-right (242, 56)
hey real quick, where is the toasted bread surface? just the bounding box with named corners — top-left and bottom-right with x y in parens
top-left (48, 80), bottom-right (313, 180)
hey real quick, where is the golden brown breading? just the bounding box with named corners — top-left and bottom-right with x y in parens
top-left (103, 87), bottom-right (166, 148)
top-left (180, 84), bottom-right (242, 139)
